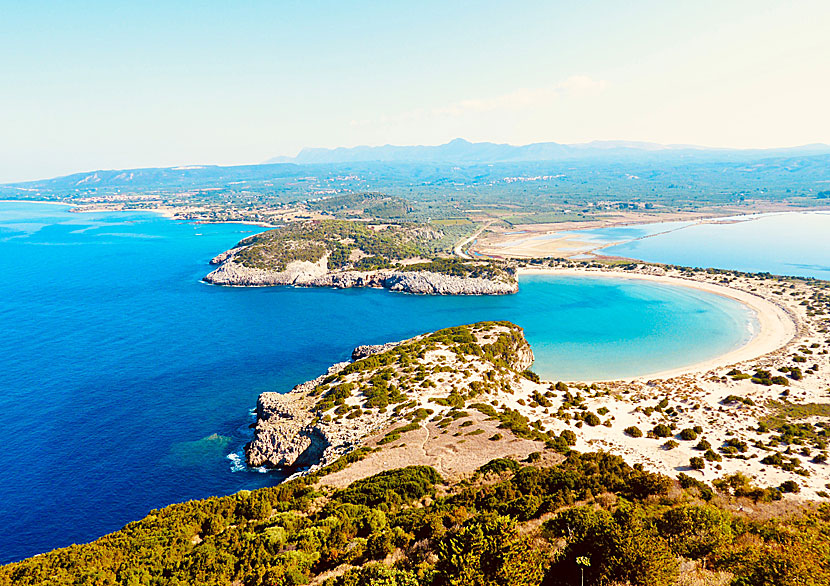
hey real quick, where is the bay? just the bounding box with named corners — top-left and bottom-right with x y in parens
top-left (0, 202), bottom-right (752, 562)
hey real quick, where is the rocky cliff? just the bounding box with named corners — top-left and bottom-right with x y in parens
top-left (245, 321), bottom-right (535, 471)
top-left (205, 255), bottom-right (517, 294)
top-left (204, 241), bottom-right (518, 295)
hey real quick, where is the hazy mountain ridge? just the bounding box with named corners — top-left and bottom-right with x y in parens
top-left (2, 141), bottom-right (829, 201)
top-left (267, 138), bottom-right (830, 165)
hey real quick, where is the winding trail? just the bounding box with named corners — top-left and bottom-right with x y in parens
top-left (454, 221), bottom-right (492, 258)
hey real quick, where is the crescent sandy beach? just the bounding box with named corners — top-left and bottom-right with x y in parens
top-left (518, 266), bottom-right (798, 382)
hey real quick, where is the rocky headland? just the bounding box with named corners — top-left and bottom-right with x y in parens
top-left (245, 321), bottom-right (535, 473)
top-left (205, 255), bottom-right (517, 294)
top-left (203, 219), bottom-right (518, 295)
top-left (245, 263), bottom-right (830, 499)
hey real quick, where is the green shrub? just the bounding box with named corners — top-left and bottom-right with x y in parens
top-left (695, 439), bottom-right (712, 451)
top-left (543, 505), bottom-right (678, 586)
top-left (478, 458), bottom-right (521, 476)
top-left (336, 466), bottom-right (442, 508)
top-left (651, 424), bottom-right (672, 438)
top-left (521, 370), bottom-right (541, 383)
top-left (560, 429), bottom-right (577, 445)
top-left (656, 505), bottom-right (733, 559)
top-left (679, 428), bottom-right (698, 441)
top-left (779, 480), bottom-right (801, 494)
top-left (583, 412), bottom-right (601, 426)
top-left (434, 514), bottom-right (544, 586)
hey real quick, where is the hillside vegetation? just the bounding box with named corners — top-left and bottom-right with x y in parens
top-left (224, 219), bottom-right (512, 281)
top-left (3, 450), bottom-right (830, 586)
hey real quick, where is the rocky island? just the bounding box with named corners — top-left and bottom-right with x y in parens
top-left (204, 219), bottom-right (518, 295)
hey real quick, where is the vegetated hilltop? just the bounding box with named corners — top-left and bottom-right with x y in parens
top-left (204, 219), bottom-right (517, 294)
top-left (245, 321), bottom-right (536, 473)
top-left (306, 192), bottom-right (413, 220)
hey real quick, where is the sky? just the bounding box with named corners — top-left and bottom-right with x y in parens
top-left (1, 0), bottom-right (829, 182)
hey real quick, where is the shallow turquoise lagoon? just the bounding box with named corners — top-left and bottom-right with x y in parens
top-left (596, 211), bottom-right (830, 281)
top-left (0, 202), bottom-right (754, 562)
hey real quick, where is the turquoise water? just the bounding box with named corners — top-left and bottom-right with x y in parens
top-left (0, 202), bottom-right (753, 562)
top-left (596, 212), bottom-right (830, 280)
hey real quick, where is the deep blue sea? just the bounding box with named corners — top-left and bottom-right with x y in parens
top-left (0, 202), bottom-right (755, 563)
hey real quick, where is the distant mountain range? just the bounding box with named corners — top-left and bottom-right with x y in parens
top-left (266, 138), bottom-right (830, 165)
top-left (3, 138), bottom-right (829, 198)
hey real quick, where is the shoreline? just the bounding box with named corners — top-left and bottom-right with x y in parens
top-left (69, 206), bottom-right (279, 228)
top-left (473, 207), bottom-right (830, 260)
top-left (0, 199), bottom-right (278, 228)
top-left (0, 199), bottom-right (73, 206)
top-left (517, 267), bottom-right (797, 382)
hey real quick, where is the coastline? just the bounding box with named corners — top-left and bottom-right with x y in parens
top-left (293, 267), bottom-right (826, 497)
top-left (0, 199), bottom-right (72, 206)
top-left (0, 199), bottom-right (278, 227)
top-left (472, 205), bottom-right (829, 260)
top-left (517, 267), bottom-right (797, 382)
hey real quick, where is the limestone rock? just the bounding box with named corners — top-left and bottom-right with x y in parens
top-left (351, 342), bottom-right (401, 361)
top-left (205, 256), bottom-right (517, 295)
top-left (205, 257), bottom-right (328, 286)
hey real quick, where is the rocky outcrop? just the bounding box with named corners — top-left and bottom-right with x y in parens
top-left (205, 254), bottom-right (518, 295)
top-left (382, 271), bottom-right (517, 295)
top-left (246, 362), bottom-right (349, 469)
top-left (205, 257), bottom-right (329, 286)
top-left (245, 393), bottom-right (323, 468)
top-left (351, 342), bottom-right (401, 361)
top-left (244, 322), bottom-right (535, 473)
top-left (209, 246), bottom-right (246, 265)
top-left (513, 342), bottom-right (535, 372)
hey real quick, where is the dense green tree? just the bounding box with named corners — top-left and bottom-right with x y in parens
top-left (543, 505), bottom-right (678, 586)
top-left (656, 504), bottom-right (733, 559)
top-left (434, 514), bottom-right (545, 586)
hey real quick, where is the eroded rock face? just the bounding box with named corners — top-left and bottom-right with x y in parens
top-left (205, 257), bottom-right (328, 286)
top-left (382, 271), bottom-right (517, 295)
top-left (245, 391), bottom-right (326, 469)
top-left (513, 343), bottom-right (535, 372)
top-left (205, 255), bottom-right (517, 295)
top-left (351, 342), bottom-right (401, 361)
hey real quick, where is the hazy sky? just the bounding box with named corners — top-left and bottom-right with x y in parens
top-left (2, 0), bottom-right (829, 182)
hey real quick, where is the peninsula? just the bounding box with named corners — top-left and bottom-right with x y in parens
top-left (204, 219), bottom-right (517, 295)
